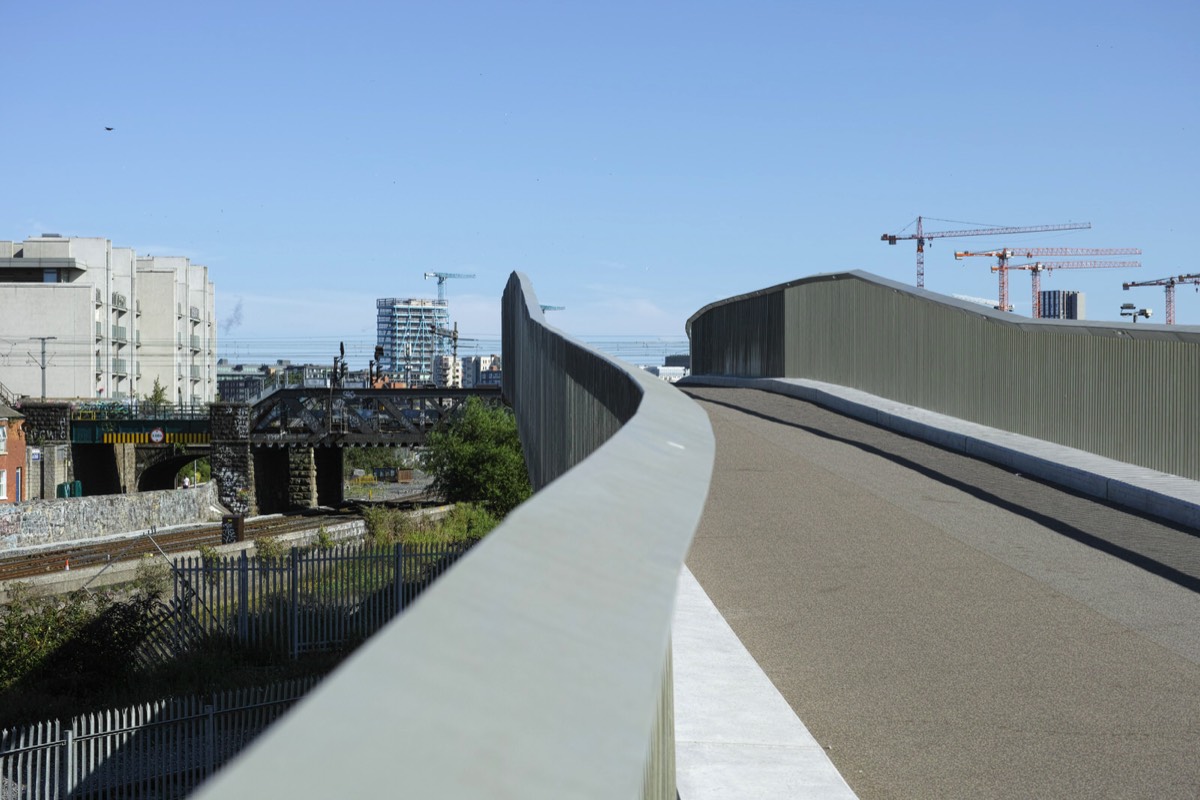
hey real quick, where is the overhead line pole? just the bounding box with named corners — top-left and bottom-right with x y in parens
top-left (28, 336), bottom-right (58, 400)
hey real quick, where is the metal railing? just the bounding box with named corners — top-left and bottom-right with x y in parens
top-left (189, 306), bottom-right (200, 321)
top-left (112, 325), bottom-right (127, 343)
top-left (111, 358), bottom-right (127, 376)
top-left (111, 292), bottom-right (127, 310)
top-left (687, 270), bottom-right (1200, 481)
top-left (1, 678), bottom-right (317, 799)
top-left (172, 542), bottom-right (474, 658)
top-left (193, 273), bottom-right (715, 799)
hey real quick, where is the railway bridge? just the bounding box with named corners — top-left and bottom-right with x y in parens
top-left (16, 385), bottom-right (500, 511)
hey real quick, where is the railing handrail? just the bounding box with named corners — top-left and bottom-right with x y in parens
top-left (192, 273), bottom-right (715, 799)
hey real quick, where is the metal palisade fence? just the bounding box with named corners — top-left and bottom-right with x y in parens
top-left (0, 676), bottom-right (319, 799)
top-left (170, 540), bottom-right (475, 659)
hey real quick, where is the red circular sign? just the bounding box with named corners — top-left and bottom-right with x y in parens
top-left (150, 427), bottom-right (165, 444)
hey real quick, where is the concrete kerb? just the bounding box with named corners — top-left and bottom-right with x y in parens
top-left (680, 375), bottom-right (1200, 531)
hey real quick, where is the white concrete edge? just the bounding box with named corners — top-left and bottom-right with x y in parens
top-left (682, 376), bottom-right (1200, 531)
top-left (673, 565), bottom-right (859, 799)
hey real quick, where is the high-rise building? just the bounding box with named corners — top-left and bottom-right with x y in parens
top-left (1039, 290), bottom-right (1086, 320)
top-left (462, 354), bottom-right (501, 389)
top-left (0, 235), bottom-right (217, 403)
top-left (375, 298), bottom-right (450, 386)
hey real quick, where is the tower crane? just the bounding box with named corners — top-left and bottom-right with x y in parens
top-left (1005, 261), bottom-right (1141, 318)
top-left (539, 304), bottom-right (565, 312)
top-left (881, 217), bottom-right (1091, 288)
top-left (954, 247), bottom-right (1141, 312)
top-left (1123, 274), bottom-right (1200, 325)
top-left (423, 272), bottom-right (476, 304)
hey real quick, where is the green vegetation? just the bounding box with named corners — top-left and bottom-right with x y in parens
top-left (362, 503), bottom-right (498, 548)
top-left (0, 506), bottom-right (493, 729)
top-left (143, 377), bottom-right (168, 411)
top-left (343, 446), bottom-right (412, 478)
top-left (176, 458), bottom-right (211, 486)
top-left (422, 398), bottom-right (531, 517)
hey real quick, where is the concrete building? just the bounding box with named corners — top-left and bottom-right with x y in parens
top-left (375, 298), bottom-right (449, 386)
top-left (0, 235), bottom-right (217, 404)
top-left (462, 354), bottom-right (501, 389)
top-left (137, 255), bottom-right (217, 406)
top-left (435, 355), bottom-right (463, 388)
top-left (1039, 290), bottom-right (1085, 320)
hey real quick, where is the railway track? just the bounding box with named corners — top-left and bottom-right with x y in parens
top-left (0, 513), bottom-right (356, 582)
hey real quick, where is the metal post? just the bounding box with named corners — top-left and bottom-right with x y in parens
top-left (63, 728), bottom-right (75, 796)
top-left (239, 551), bottom-right (249, 643)
top-left (205, 703), bottom-right (215, 778)
top-left (28, 336), bottom-right (57, 399)
top-left (394, 542), bottom-right (403, 614)
top-left (290, 547), bottom-right (300, 660)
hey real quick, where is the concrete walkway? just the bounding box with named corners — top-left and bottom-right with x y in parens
top-left (675, 379), bottom-right (1200, 799)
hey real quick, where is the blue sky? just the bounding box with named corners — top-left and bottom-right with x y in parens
top-left (4, 1), bottom-right (1198, 364)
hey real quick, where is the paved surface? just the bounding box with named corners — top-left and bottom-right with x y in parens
top-left (673, 564), bottom-right (857, 799)
top-left (681, 385), bottom-right (1200, 800)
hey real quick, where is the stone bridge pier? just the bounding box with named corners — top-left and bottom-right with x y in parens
top-left (210, 403), bottom-right (345, 515)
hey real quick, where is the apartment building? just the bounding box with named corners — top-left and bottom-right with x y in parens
top-left (0, 235), bottom-right (217, 403)
top-left (376, 298), bottom-right (450, 386)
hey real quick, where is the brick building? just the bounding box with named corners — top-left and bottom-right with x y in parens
top-left (0, 404), bottom-right (27, 504)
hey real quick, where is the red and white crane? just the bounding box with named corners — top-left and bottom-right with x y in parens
top-left (954, 247), bottom-right (1141, 313)
top-left (1006, 261), bottom-right (1141, 318)
top-left (881, 217), bottom-right (1091, 289)
top-left (1122, 274), bottom-right (1200, 325)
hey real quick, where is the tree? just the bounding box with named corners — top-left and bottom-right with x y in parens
top-left (422, 398), bottom-right (531, 517)
top-left (144, 377), bottom-right (168, 412)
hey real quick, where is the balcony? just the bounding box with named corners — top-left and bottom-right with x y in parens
top-left (135, 330), bottom-right (141, 346)
top-left (112, 358), bottom-right (128, 376)
top-left (112, 292), bottom-right (127, 311)
top-left (95, 321), bottom-right (102, 338)
top-left (189, 305), bottom-right (201, 321)
top-left (190, 366), bottom-right (201, 380)
top-left (135, 299), bottom-right (141, 316)
top-left (177, 332), bottom-right (183, 348)
top-left (113, 325), bottom-right (127, 343)
top-left (95, 289), bottom-right (102, 306)
top-left (190, 335), bottom-right (201, 351)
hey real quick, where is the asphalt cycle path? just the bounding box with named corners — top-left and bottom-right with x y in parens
top-left (682, 386), bottom-right (1200, 800)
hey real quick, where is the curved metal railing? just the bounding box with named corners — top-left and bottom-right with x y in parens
top-left (192, 273), bottom-right (714, 799)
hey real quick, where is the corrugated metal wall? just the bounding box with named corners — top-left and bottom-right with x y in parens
top-left (689, 271), bottom-right (1200, 481)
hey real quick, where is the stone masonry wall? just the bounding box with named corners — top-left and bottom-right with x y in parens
top-left (16, 402), bottom-right (71, 444)
top-left (288, 447), bottom-right (318, 509)
top-left (210, 403), bottom-right (256, 516)
top-left (0, 481), bottom-right (222, 553)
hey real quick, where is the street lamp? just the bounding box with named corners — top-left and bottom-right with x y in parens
top-left (1120, 303), bottom-right (1152, 323)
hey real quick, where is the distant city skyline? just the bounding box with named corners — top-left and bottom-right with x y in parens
top-left (4, 2), bottom-right (1196, 343)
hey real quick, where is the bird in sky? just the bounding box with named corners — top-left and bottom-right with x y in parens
top-left (104, 126), bottom-right (113, 131)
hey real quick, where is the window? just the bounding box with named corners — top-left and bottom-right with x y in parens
top-left (0, 424), bottom-right (7, 454)
top-left (0, 470), bottom-right (7, 500)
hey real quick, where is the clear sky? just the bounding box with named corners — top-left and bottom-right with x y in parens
top-left (4, 1), bottom-right (1198, 364)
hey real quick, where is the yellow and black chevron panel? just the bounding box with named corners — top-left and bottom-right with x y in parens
top-left (102, 432), bottom-right (211, 445)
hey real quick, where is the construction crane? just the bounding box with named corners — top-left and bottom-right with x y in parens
top-left (881, 217), bottom-right (1091, 288)
top-left (423, 272), bottom-right (475, 304)
top-left (1005, 261), bottom-right (1141, 318)
top-left (1123, 274), bottom-right (1200, 325)
top-left (539, 304), bottom-right (565, 313)
top-left (954, 247), bottom-right (1141, 313)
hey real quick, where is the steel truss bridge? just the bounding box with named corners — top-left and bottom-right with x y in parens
top-left (247, 385), bottom-right (503, 447)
